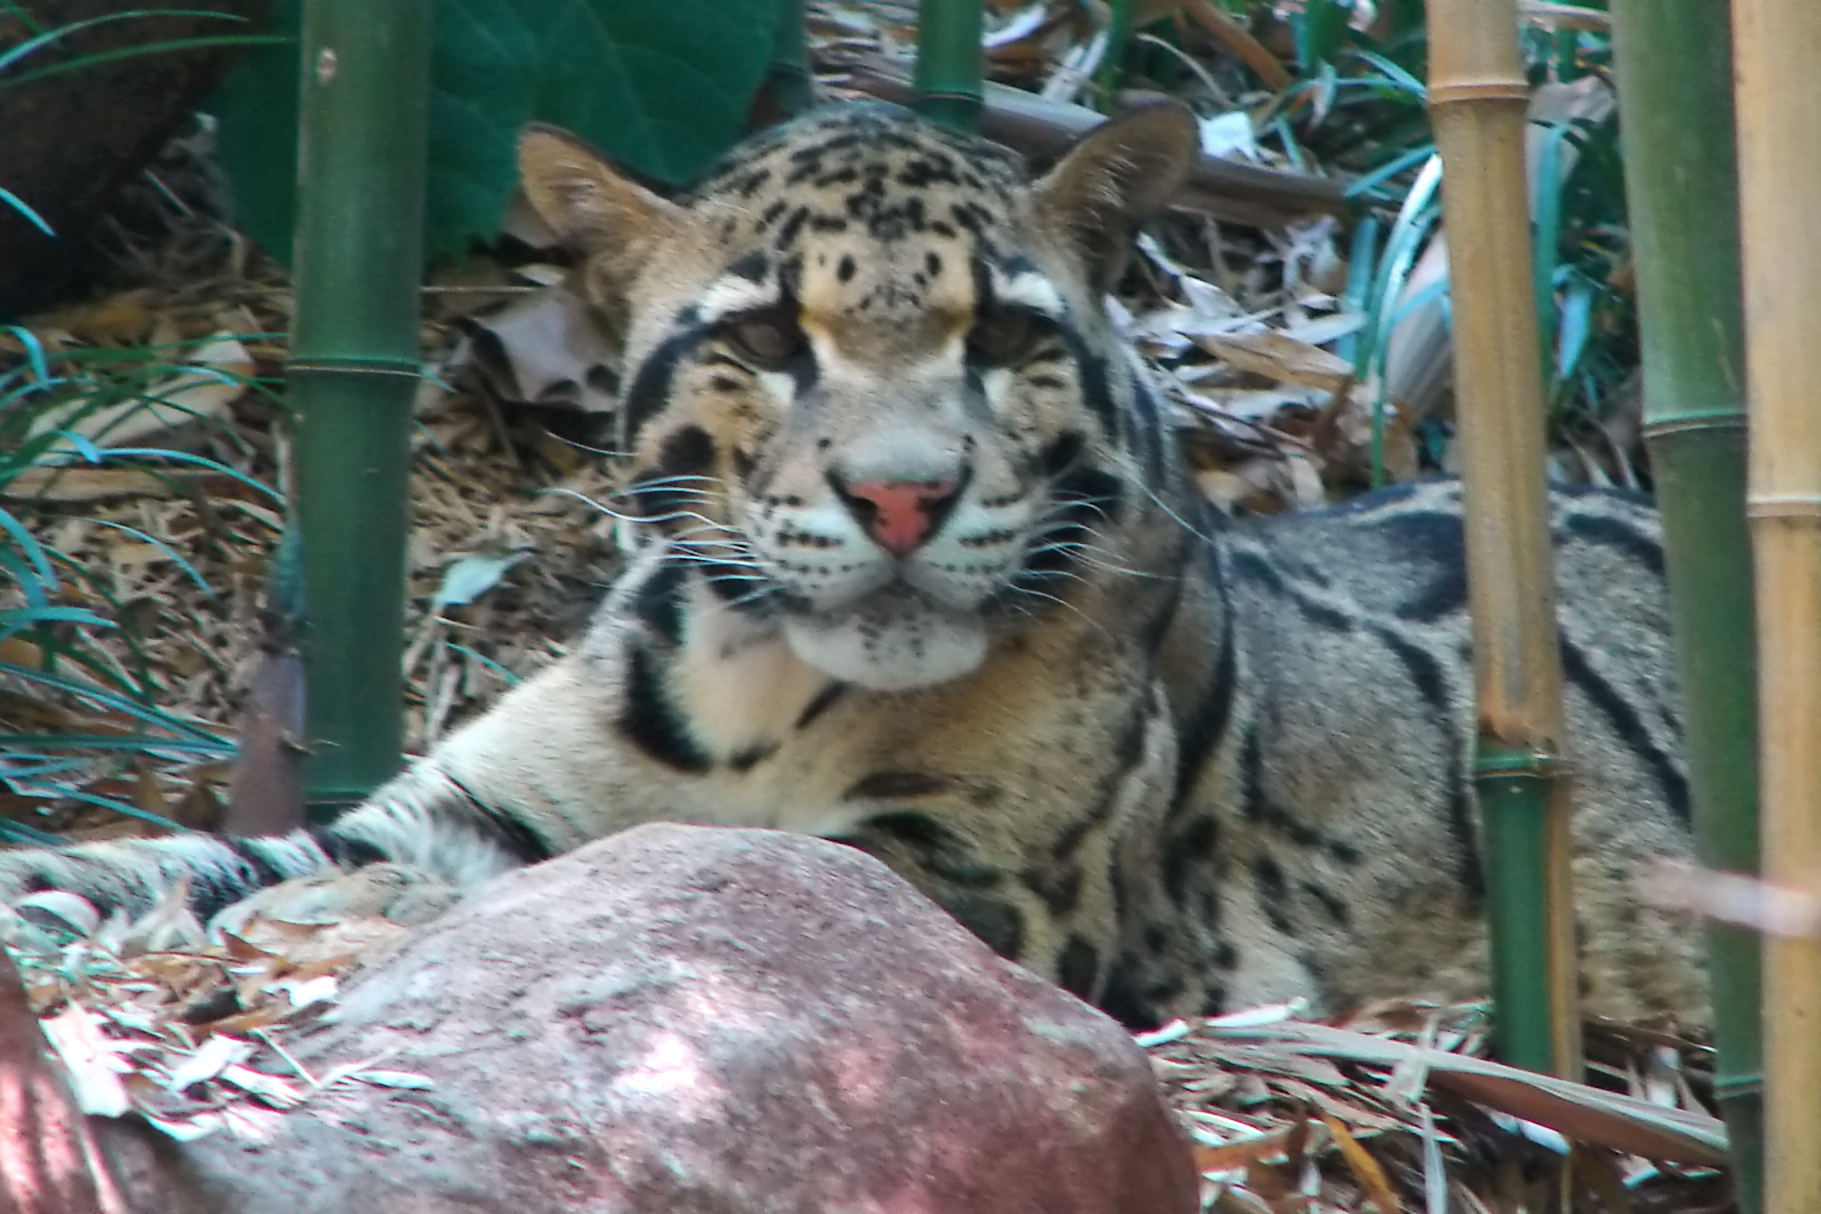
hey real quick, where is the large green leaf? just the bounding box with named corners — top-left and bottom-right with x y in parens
top-left (204, 0), bottom-right (782, 263)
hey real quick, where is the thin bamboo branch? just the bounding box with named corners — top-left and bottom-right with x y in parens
top-left (848, 63), bottom-right (1347, 226)
top-left (1424, 0), bottom-right (1579, 1076)
top-left (290, 0), bottom-right (431, 814)
top-left (1734, 2), bottom-right (1821, 1209)
top-left (1609, 2), bottom-right (1759, 1207)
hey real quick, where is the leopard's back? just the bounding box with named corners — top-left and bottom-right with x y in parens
top-left (1104, 478), bottom-right (1701, 1025)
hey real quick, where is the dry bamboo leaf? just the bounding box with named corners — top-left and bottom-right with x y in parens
top-left (1176, 0), bottom-right (1293, 90)
top-left (164, 1034), bottom-right (253, 1091)
top-left (1570, 1145), bottom-right (1636, 1214)
top-left (352, 1069), bottom-right (436, 1091)
top-left (1, 467), bottom-right (200, 502)
top-left (1209, 1020), bottom-right (1728, 1164)
top-left (1200, 329), bottom-right (1355, 393)
top-left (40, 1004), bottom-right (133, 1116)
top-left (218, 1062), bottom-right (307, 1108)
top-left (1317, 1109), bottom-right (1400, 1213)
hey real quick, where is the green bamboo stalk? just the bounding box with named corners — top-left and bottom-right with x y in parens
top-left (1475, 754), bottom-right (1558, 1070)
top-left (1609, 4), bottom-right (1759, 1208)
top-left (914, 0), bottom-right (984, 132)
top-left (289, 0), bottom-right (431, 816)
top-left (765, 0), bottom-right (813, 118)
top-left (1425, 0), bottom-right (1580, 1076)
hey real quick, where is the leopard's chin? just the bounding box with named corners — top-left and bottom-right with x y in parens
top-left (781, 591), bottom-right (988, 691)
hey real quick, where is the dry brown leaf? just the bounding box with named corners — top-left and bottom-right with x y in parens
top-left (27, 334), bottom-right (255, 452)
top-left (453, 284), bottom-right (619, 415)
top-left (1318, 1109), bottom-right (1400, 1213)
top-left (28, 289), bottom-right (162, 346)
top-left (1201, 329), bottom-right (1355, 393)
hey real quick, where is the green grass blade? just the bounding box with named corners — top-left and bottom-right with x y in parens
top-left (4, 33), bottom-right (281, 89)
top-left (0, 660), bottom-right (226, 743)
top-left (0, 820), bottom-right (64, 847)
top-left (0, 186), bottom-right (54, 235)
top-left (27, 787), bottom-right (182, 832)
top-left (0, 605), bottom-right (113, 640)
top-left (0, 735), bottom-right (235, 756)
top-left (0, 9), bottom-right (248, 76)
top-left (72, 519), bottom-right (220, 600)
top-left (60, 444), bottom-right (282, 502)
top-left (1531, 117), bottom-right (1575, 385)
top-left (1342, 47), bottom-right (1427, 98)
top-left (1345, 143), bottom-right (1437, 201)
top-left (0, 503), bottom-right (58, 590)
top-left (0, 325), bottom-right (52, 386)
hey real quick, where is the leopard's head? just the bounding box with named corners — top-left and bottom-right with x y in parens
top-left (519, 102), bottom-right (1198, 691)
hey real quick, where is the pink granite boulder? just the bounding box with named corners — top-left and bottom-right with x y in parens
top-left (102, 823), bottom-right (1197, 1213)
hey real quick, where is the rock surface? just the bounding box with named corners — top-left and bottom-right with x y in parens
top-left (98, 823), bottom-right (1198, 1213)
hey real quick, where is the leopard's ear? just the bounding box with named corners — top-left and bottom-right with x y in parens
top-left (1030, 101), bottom-right (1198, 290)
top-left (517, 124), bottom-right (689, 312)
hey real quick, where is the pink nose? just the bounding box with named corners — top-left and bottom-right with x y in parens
top-left (840, 479), bottom-right (958, 555)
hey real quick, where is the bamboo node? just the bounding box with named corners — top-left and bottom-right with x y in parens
top-left (288, 356), bottom-right (425, 381)
top-left (1471, 748), bottom-right (1563, 780)
top-left (1715, 1072), bottom-right (1767, 1099)
top-left (1427, 81), bottom-right (1530, 108)
top-left (1745, 494), bottom-right (1821, 520)
top-left (1640, 414), bottom-right (1748, 441)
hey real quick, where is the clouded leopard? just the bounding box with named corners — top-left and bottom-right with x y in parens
top-left (0, 101), bottom-right (1705, 1028)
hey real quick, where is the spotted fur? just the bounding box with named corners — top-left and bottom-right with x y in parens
top-left (0, 104), bottom-right (1704, 1027)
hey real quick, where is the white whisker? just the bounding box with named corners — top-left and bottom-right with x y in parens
top-left (1009, 583), bottom-right (1113, 639)
top-left (1135, 481), bottom-right (1221, 545)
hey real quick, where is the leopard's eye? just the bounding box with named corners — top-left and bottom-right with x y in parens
top-left (967, 306), bottom-right (1043, 365)
top-left (721, 311), bottom-right (805, 368)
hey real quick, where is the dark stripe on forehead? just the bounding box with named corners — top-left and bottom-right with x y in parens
top-left (622, 326), bottom-right (711, 444)
top-left (1131, 373), bottom-right (1170, 484)
top-left (1055, 324), bottom-right (1121, 439)
top-left (774, 206), bottom-right (810, 249)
